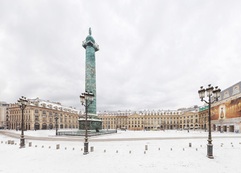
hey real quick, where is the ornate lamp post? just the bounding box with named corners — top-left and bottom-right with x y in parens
top-left (80, 91), bottom-right (94, 155)
top-left (198, 84), bottom-right (221, 159)
top-left (204, 116), bottom-right (207, 132)
top-left (6, 115), bottom-right (9, 130)
top-left (115, 118), bottom-right (117, 130)
top-left (34, 115), bottom-right (38, 131)
top-left (17, 96), bottom-right (28, 148)
top-left (187, 119), bottom-right (190, 133)
top-left (159, 120), bottom-right (162, 131)
top-left (55, 113), bottom-right (59, 136)
top-left (163, 121), bottom-right (166, 131)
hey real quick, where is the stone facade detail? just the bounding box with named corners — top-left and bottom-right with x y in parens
top-left (98, 108), bottom-right (199, 131)
top-left (0, 102), bottom-right (9, 129)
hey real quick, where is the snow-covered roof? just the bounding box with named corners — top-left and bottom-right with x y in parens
top-left (28, 98), bottom-right (79, 114)
top-left (98, 109), bottom-right (184, 116)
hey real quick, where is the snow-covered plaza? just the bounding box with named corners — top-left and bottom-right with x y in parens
top-left (1, 130), bottom-right (241, 173)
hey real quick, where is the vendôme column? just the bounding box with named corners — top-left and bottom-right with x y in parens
top-left (82, 28), bottom-right (99, 116)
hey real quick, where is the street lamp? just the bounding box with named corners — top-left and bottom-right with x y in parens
top-left (163, 121), bottom-right (166, 131)
top-left (198, 84), bottom-right (221, 159)
top-left (187, 119), bottom-right (190, 133)
top-left (80, 91), bottom-right (94, 155)
top-left (115, 118), bottom-right (117, 130)
top-left (17, 96), bottom-right (28, 148)
top-left (204, 116), bottom-right (207, 132)
top-left (159, 120), bottom-right (162, 131)
top-left (6, 115), bottom-right (9, 130)
top-left (34, 115), bottom-right (38, 131)
top-left (55, 113), bottom-right (59, 136)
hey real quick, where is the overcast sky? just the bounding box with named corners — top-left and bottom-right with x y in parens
top-left (0, 0), bottom-right (241, 112)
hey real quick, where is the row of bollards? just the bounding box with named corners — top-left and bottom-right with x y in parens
top-left (0, 140), bottom-right (17, 145)
top-left (101, 147), bottom-right (199, 154)
top-left (27, 143), bottom-right (241, 151)
top-left (0, 141), bottom-right (204, 152)
top-left (31, 144), bottom-right (75, 150)
top-left (1, 141), bottom-right (240, 153)
top-left (28, 143), bottom-right (87, 151)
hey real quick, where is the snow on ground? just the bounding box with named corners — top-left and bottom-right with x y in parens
top-left (0, 130), bottom-right (241, 173)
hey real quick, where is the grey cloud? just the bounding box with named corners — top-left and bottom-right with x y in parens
top-left (1, 0), bottom-right (241, 112)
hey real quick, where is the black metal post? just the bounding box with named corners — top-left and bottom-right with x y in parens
top-left (187, 119), bottom-right (190, 133)
top-left (198, 85), bottom-right (221, 159)
top-left (205, 116), bottom-right (207, 132)
top-left (20, 107), bottom-right (25, 148)
top-left (34, 115), bottom-right (37, 131)
top-left (207, 95), bottom-right (214, 159)
top-left (84, 99), bottom-right (89, 155)
top-left (80, 92), bottom-right (94, 155)
top-left (55, 115), bottom-right (58, 136)
top-left (6, 115), bottom-right (9, 130)
top-left (18, 96), bottom-right (28, 148)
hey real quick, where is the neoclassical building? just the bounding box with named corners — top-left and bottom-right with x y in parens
top-left (199, 81), bottom-right (241, 133)
top-left (0, 101), bottom-right (9, 129)
top-left (99, 82), bottom-right (241, 133)
top-left (98, 107), bottom-right (199, 131)
top-left (8, 98), bottom-right (79, 130)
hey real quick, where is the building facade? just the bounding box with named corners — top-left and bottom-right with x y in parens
top-left (198, 106), bottom-right (208, 131)
top-left (98, 107), bottom-right (199, 131)
top-left (8, 98), bottom-right (79, 130)
top-left (0, 101), bottom-right (9, 129)
top-left (199, 81), bottom-right (241, 133)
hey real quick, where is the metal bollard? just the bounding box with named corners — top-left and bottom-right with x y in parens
top-left (56, 144), bottom-right (60, 150)
top-left (29, 142), bottom-right (32, 147)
